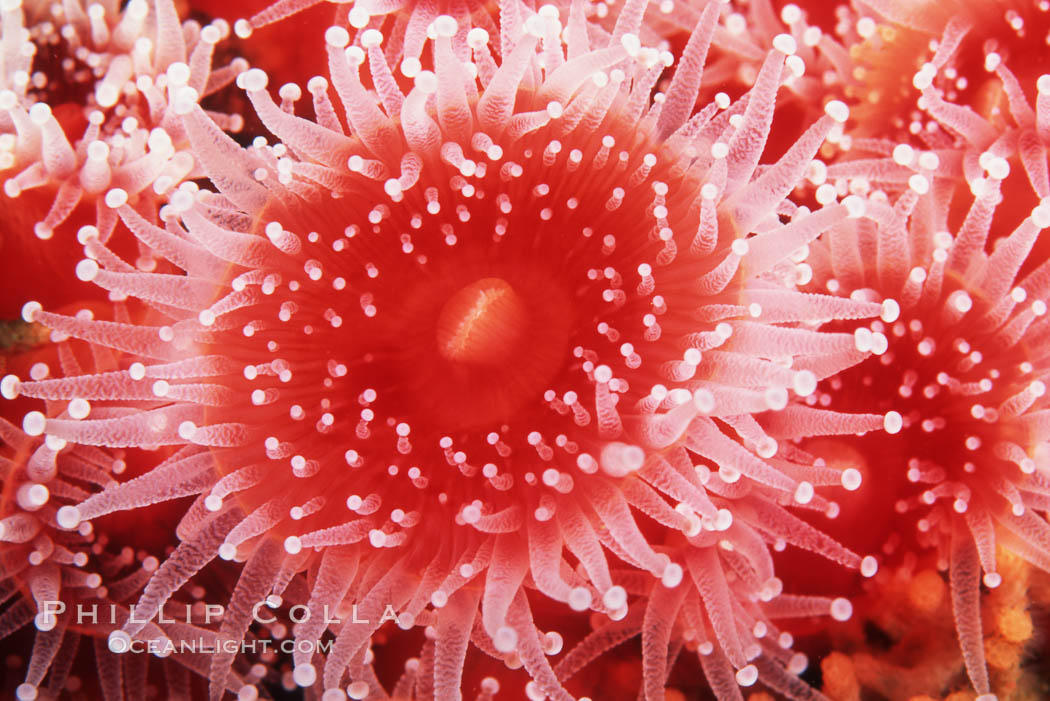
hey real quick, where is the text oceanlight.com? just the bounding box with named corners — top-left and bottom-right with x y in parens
top-left (109, 637), bottom-right (337, 656)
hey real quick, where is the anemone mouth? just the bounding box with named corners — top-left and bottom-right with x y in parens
top-left (436, 277), bottom-right (527, 365)
top-left (393, 267), bottom-right (575, 431)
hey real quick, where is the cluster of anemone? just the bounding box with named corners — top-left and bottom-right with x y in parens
top-left (801, 7), bottom-right (1050, 698)
top-left (0, 406), bottom-right (229, 701)
top-left (2, 1), bottom-right (1050, 701)
top-left (0, 0), bottom-right (246, 248)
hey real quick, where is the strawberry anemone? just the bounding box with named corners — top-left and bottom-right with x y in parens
top-left (230, 0), bottom-right (497, 83)
top-left (643, 0), bottom-right (852, 111)
top-left (4, 3), bottom-right (893, 699)
top-left (0, 0), bottom-right (247, 272)
top-left (801, 121), bottom-right (1050, 698)
top-left (0, 412), bottom-right (235, 701)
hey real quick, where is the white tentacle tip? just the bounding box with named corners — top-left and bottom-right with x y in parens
top-left (772, 33), bottom-right (797, 56)
top-left (348, 6), bottom-right (370, 28)
top-left (793, 370), bottom-right (817, 397)
top-left (75, 258), bottom-right (100, 282)
top-left (523, 14), bottom-right (549, 38)
top-left (15, 683), bottom-right (38, 701)
top-left (177, 421), bottom-right (197, 442)
top-left (401, 57), bottom-right (422, 78)
top-left (21, 301), bottom-right (42, 323)
top-left (1031, 203), bottom-right (1050, 229)
top-left (883, 411), bottom-right (903, 434)
top-left (599, 441), bottom-right (644, 477)
top-left (620, 33), bottom-right (641, 57)
top-left (346, 683), bottom-right (371, 701)
top-left (568, 586), bottom-right (592, 611)
top-left (22, 410), bottom-right (46, 436)
top-left (56, 505), bottom-right (81, 529)
top-left (661, 562), bottom-right (683, 588)
top-left (735, 664), bottom-right (758, 686)
top-left (28, 102), bottom-right (53, 125)
top-left (824, 100), bottom-right (849, 123)
top-left (0, 88), bottom-right (17, 111)
top-left (166, 62), bottom-right (191, 87)
top-left (67, 396), bottom-right (91, 419)
top-left (467, 28), bottom-right (489, 48)
top-left (842, 194), bottom-right (865, 218)
top-left (841, 468), bottom-right (862, 491)
top-left (108, 630), bottom-right (132, 654)
top-left (602, 585), bottom-right (627, 611)
top-left (908, 173), bottom-right (930, 194)
top-left (764, 386), bottom-right (788, 411)
top-left (693, 388), bottom-right (715, 413)
top-left (431, 15), bottom-right (458, 38)
top-left (292, 663), bottom-right (316, 688)
top-left (860, 555), bottom-right (878, 577)
top-left (171, 86), bottom-right (200, 115)
top-left (413, 70), bottom-right (436, 94)
top-left (240, 68), bottom-right (269, 93)
top-left (1, 374), bottom-right (20, 399)
top-left (104, 188), bottom-right (128, 209)
top-left (493, 625), bottom-right (518, 653)
top-left (794, 481), bottom-right (814, 504)
top-left (324, 26), bottom-right (350, 48)
top-left (360, 29), bottom-right (383, 48)
top-left (880, 298), bottom-right (900, 322)
top-left (830, 597), bottom-right (853, 621)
